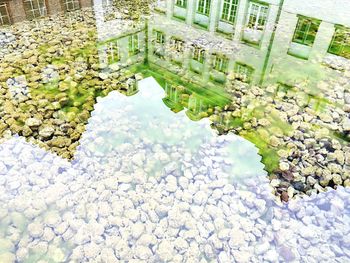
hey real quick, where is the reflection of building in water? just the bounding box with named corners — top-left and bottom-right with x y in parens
top-left (2, 0), bottom-right (349, 92)
top-left (264, 0), bottom-right (350, 90)
top-left (151, 0), bottom-right (350, 90)
top-left (151, 0), bottom-right (282, 86)
top-left (0, 0), bottom-right (92, 24)
top-left (93, 1), bottom-right (147, 79)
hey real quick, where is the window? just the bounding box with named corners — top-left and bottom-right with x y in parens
top-left (192, 46), bottom-right (205, 63)
top-left (102, 0), bottom-right (113, 7)
top-left (129, 34), bottom-right (140, 56)
top-left (23, 0), bottom-right (47, 20)
top-left (106, 41), bottom-right (119, 64)
top-left (175, 0), bottom-right (187, 8)
top-left (246, 1), bottom-right (268, 31)
top-left (197, 0), bottom-right (211, 16)
top-left (170, 37), bottom-right (184, 53)
top-left (153, 31), bottom-right (165, 58)
top-left (63, 0), bottom-right (80, 11)
top-left (154, 30), bottom-right (165, 44)
top-left (234, 62), bottom-right (254, 83)
top-left (0, 3), bottom-right (10, 25)
top-left (328, 25), bottom-right (350, 59)
top-left (292, 16), bottom-right (321, 47)
top-left (213, 55), bottom-right (229, 73)
top-left (221, 0), bottom-right (238, 23)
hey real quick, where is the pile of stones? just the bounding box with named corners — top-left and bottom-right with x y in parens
top-left (0, 88), bottom-right (349, 262)
top-left (211, 74), bottom-right (350, 201)
top-left (0, 7), bottom-right (146, 159)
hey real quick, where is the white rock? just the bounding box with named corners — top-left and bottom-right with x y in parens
top-left (25, 118), bottom-right (42, 127)
top-left (157, 240), bottom-right (174, 261)
top-left (84, 242), bottom-right (101, 258)
top-left (132, 153), bottom-right (145, 166)
top-left (137, 234), bottom-right (157, 246)
top-left (28, 222), bottom-right (44, 238)
top-left (255, 241), bottom-right (270, 255)
top-left (193, 191), bottom-right (208, 205)
top-left (131, 222), bottom-right (145, 239)
top-left (44, 211), bottom-right (61, 227)
top-left (174, 237), bottom-right (188, 252)
top-left (134, 245), bottom-right (153, 260)
top-left (218, 251), bottom-right (231, 263)
top-left (42, 227), bottom-right (55, 242)
top-left (100, 248), bottom-right (117, 262)
top-left (0, 161), bottom-right (7, 175)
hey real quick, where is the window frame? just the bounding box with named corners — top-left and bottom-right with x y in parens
top-left (328, 25), bottom-right (350, 59)
top-left (221, 0), bottom-right (239, 24)
top-left (154, 30), bottom-right (165, 45)
top-left (62, 0), bottom-right (80, 12)
top-left (106, 40), bottom-right (120, 64)
top-left (170, 37), bottom-right (185, 53)
top-left (234, 62), bottom-right (254, 83)
top-left (197, 0), bottom-right (211, 16)
top-left (212, 54), bottom-right (229, 73)
top-left (0, 3), bottom-right (11, 25)
top-left (175, 0), bottom-right (187, 8)
top-left (246, 1), bottom-right (269, 31)
top-left (291, 15), bottom-right (321, 47)
top-left (128, 33), bottom-right (140, 56)
top-left (192, 46), bottom-right (206, 63)
top-left (23, 0), bottom-right (47, 20)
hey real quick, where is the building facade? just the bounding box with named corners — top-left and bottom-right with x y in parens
top-left (2, 0), bottom-right (350, 93)
top-left (264, 0), bottom-right (350, 90)
top-left (0, 0), bottom-right (92, 24)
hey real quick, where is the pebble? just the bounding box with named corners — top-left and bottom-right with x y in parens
top-left (28, 222), bottom-right (44, 238)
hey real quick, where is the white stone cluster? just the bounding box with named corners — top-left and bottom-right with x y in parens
top-left (0, 80), bottom-right (349, 262)
top-left (0, 31), bottom-right (15, 48)
top-left (5, 75), bottom-right (30, 101)
top-left (41, 65), bottom-right (60, 84)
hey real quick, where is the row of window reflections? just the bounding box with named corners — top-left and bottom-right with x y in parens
top-left (291, 16), bottom-right (350, 59)
top-left (152, 30), bottom-right (254, 83)
top-left (102, 34), bottom-right (140, 65)
top-left (0, 0), bottom-right (117, 24)
top-left (171, 0), bottom-right (268, 31)
top-left (0, 0), bottom-right (83, 24)
top-left (171, 0), bottom-right (350, 59)
top-left (101, 30), bottom-right (253, 83)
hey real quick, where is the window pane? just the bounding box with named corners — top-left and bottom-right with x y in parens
top-left (63, 0), bottom-right (80, 11)
top-left (0, 4), bottom-right (10, 25)
top-left (175, 0), bottom-right (187, 8)
top-left (129, 34), bottom-right (140, 56)
top-left (246, 2), bottom-right (268, 30)
top-left (328, 26), bottom-right (350, 59)
top-left (292, 16), bottom-right (321, 46)
top-left (234, 62), bottom-right (254, 83)
top-left (193, 46), bottom-right (205, 63)
top-left (23, 0), bottom-right (47, 20)
top-left (213, 55), bottom-right (228, 73)
top-left (197, 0), bottom-right (211, 16)
top-left (221, 0), bottom-right (238, 23)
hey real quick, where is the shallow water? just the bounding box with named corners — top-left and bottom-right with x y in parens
top-left (0, 79), bottom-right (349, 262)
top-left (0, 0), bottom-right (350, 262)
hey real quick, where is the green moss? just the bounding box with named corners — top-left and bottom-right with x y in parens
top-left (241, 131), bottom-right (280, 173)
